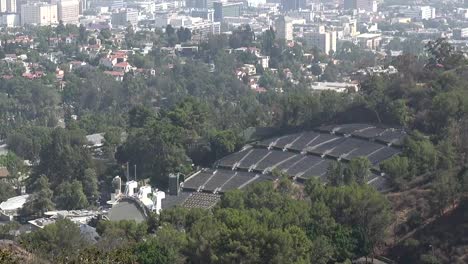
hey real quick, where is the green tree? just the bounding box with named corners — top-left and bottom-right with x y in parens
top-left (436, 139), bottom-right (456, 170)
top-left (321, 62), bottom-right (339, 82)
top-left (209, 129), bottom-right (242, 160)
top-left (99, 28), bottom-right (112, 40)
top-left (430, 172), bottom-right (460, 215)
top-left (404, 133), bottom-right (438, 176)
top-left (326, 161), bottom-right (344, 186)
top-left (0, 181), bottom-right (16, 202)
top-left (82, 168), bottom-right (99, 204)
top-left (380, 155), bottom-right (410, 189)
top-left (135, 225), bottom-right (187, 264)
top-left (21, 219), bottom-right (86, 261)
top-left (78, 24), bottom-right (88, 44)
top-left (344, 157), bottom-right (372, 185)
top-left (0, 152), bottom-right (25, 179)
top-left (116, 119), bottom-right (191, 188)
top-left (389, 99), bottom-right (412, 126)
top-left (261, 27), bottom-right (275, 55)
top-left (310, 236), bottom-right (334, 264)
top-left (96, 220), bottom-right (148, 250)
top-left (54, 180), bottom-right (89, 210)
top-left (425, 38), bottom-right (465, 71)
top-left (21, 175), bottom-right (54, 216)
top-left (34, 128), bottom-right (93, 188)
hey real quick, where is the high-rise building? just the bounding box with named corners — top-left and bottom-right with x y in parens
top-left (275, 16), bottom-right (293, 41)
top-left (0, 0), bottom-right (17, 13)
top-left (304, 29), bottom-right (336, 54)
top-left (58, 0), bottom-right (79, 24)
top-left (111, 8), bottom-right (139, 26)
top-left (281, 0), bottom-right (306, 11)
top-left (21, 2), bottom-right (58, 26)
top-left (213, 2), bottom-right (242, 22)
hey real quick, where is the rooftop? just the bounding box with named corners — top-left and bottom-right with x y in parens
top-left (0, 195), bottom-right (29, 211)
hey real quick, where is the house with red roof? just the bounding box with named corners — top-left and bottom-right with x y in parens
top-left (104, 70), bottom-right (125, 81)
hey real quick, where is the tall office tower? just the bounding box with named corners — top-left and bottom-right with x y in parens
top-left (281, 0), bottom-right (306, 11)
top-left (58, 0), bottom-right (79, 24)
top-left (275, 16), bottom-right (293, 41)
top-left (21, 2), bottom-right (58, 25)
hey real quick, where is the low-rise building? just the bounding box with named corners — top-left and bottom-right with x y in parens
top-left (310, 81), bottom-right (359, 93)
top-left (0, 194), bottom-right (30, 221)
top-left (356, 33), bottom-right (381, 50)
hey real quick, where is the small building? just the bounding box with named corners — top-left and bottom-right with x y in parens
top-left (104, 71), bottom-right (125, 81)
top-left (0, 194), bottom-right (29, 221)
top-left (310, 81), bottom-right (359, 93)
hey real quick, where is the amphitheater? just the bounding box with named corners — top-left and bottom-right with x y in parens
top-left (181, 123), bottom-right (406, 196)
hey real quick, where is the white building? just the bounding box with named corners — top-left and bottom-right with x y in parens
top-left (310, 82), bottom-right (359, 93)
top-left (0, 0), bottom-right (16, 13)
top-left (0, 13), bottom-right (20, 27)
top-left (58, 0), bottom-right (80, 24)
top-left (275, 16), bottom-right (293, 41)
top-left (107, 177), bottom-right (167, 222)
top-left (0, 194), bottom-right (30, 221)
top-left (154, 15), bottom-right (220, 39)
top-left (21, 2), bottom-right (58, 26)
top-left (400, 6), bottom-right (436, 20)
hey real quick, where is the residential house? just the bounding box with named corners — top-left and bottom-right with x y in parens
top-left (104, 70), bottom-right (125, 81)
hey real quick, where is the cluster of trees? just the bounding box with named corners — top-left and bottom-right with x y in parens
top-left (18, 177), bottom-right (392, 263)
top-left (5, 127), bottom-right (100, 217)
top-left (165, 25), bottom-right (192, 46)
top-left (325, 157), bottom-right (372, 186)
